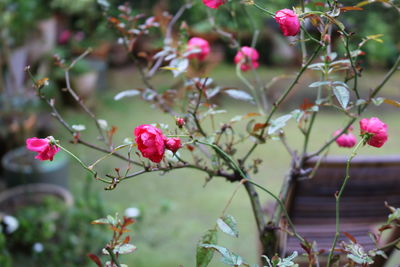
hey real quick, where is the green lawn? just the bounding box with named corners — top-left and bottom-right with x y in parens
top-left (60, 65), bottom-right (400, 266)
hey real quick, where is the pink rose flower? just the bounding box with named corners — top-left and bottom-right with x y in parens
top-left (359, 117), bottom-right (388, 148)
top-left (202, 0), bottom-right (227, 9)
top-left (234, 46), bottom-right (260, 72)
top-left (334, 128), bottom-right (357, 148)
top-left (187, 37), bottom-right (211, 61)
top-left (134, 125), bottom-right (166, 163)
top-left (26, 137), bottom-right (60, 161)
top-left (275, 9), bottom-right (301, 36)
top-left (165, 138), bottom-right (182, 153)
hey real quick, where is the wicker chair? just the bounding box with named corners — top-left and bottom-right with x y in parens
top-left (282, 155), bottom-right (400, 266)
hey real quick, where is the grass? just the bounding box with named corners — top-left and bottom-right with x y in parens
top-left (59, 64), bottom-right (400, 266)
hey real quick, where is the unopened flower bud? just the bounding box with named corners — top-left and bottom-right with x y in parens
top-left (176, 117), bottom-right (185, 128)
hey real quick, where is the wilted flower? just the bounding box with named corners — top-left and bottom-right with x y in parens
top-left (26, 137), bottom-right (60, 161)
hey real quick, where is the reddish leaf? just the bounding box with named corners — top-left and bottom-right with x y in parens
top-left (300, 98), bottom-right (314, 111)
top-left (123, 235), bottom-right (131, 244)
top-left (109, 226), bottom-right (120, 232)
top-left (314, 2), bottom-right (325, 6)
top-left (379, 224), bottom-right (392, 232)
top-left (340, 6), bottom-right (363, 12)
top-left (384, 98), bottom-right (400, 108)
top-left (253, 123), bottom-right (267, 132)
top-left (301, 242), bottom-right (311, 254)
top-left (87, 254), bottom-right (103, 267)
top-left (108, 126), bottom-right (118, 136)
top-left (123, 216), bottom-right (135, 226)
top-left (343, 232), bottom-right (357, 243)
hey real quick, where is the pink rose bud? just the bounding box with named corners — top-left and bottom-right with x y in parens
top-left (26, 137), bottom-right (60, 161)
top-left (187, 37), bottom-right (211, 61)
top-left (334, 128), bottom-right (357, 148)
top-left (202, 0), bottom-right (227, 9)
top-left (134, 124), bottom-right (167, 163)
top-left (323, 34), bottom-right (331, 44)
top-left (165, 138), bottom-right (182, 153)
top-left (359, 117), bottom-right (388, 148)
top-left (234, 46), bottom-right (260, 72)
top-left (176, 117), bottom-right (185, 128)
top-left (275, 9), bottom-right (301, 36)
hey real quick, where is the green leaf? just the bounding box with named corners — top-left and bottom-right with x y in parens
top-left (196, 229), bottom-right (218, 267)
top-left (223, 89), bottom-right (255, 104)
top-left (268, 114), bottom-right (292, 135)
top-left (114, 89), bottom-right (141, 101)
top-left (114, 243), bottom-right (137, 254)
top-left (309, 81), bottom-right (332, 88)
top-left (107, 215), bottom-right (116, 226)
top-left (372, 97), bottom-right (385, 106)
top-left (387, 208), bottom-right (400, 224)
top-left (91, 217), bottom-right (109, 225)
top-left (217, 214), bottom-right (239, 237)
top-left (333, 86), bottom-right (350, 109)
top-left (200, 244), bottom-right (244, 266)
top-left (356, 99), bottom-right (367, 106)
top-left (345, 242), bottom-right (374, 264)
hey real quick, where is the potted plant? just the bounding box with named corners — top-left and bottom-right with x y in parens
top-left (1, 147), bottom-right (69, 188)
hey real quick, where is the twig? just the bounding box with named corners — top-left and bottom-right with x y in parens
top-left (242, 44), bottom-right (322, 164)
top-left (326, 137), bottom-right (366, 266)
top-left (105, 247), bottom-right (121, 267)
top-left (307, 54), bottom-right (400, 159)
top-left (63, 49), bottom-right (109, 146)
top-left (147, 3), bottom-right (192, 78)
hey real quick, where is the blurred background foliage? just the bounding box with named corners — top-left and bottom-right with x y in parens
top-left (1, 0), bottom-right (399, 66)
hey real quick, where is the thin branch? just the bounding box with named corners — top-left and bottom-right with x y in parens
top-left (147, 3), bottom-right (192, 78)
top-left (326, 137), bottom-right (366, 266)
top-left (241, 44), bottom-right (323, 164)
top-left (307, 54), bottom-right (400, 159)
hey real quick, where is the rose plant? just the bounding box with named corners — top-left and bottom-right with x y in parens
top-left (24, 0), bottom-right (400, 266)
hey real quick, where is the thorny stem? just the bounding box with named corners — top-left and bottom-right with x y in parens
top-left (245, 179), bottom-right (306, 245)
top-left (252, 2), bottom-right (276, 17)
top-left (236, 64), bottom-right (265, 115)
top-left (64, 49), bottom-right (109, 147)
top-left (191, 78), bottom-right (209, 137)
top-left (105, 247), bottom-right (121, 267)
top-left (25, 67), bottom-right (143, 167)
top-left (308, 54), bottom-right (400, 159)
top-left (300, 0), bottom-right (307, 66)
top-left (56, 144), bottom-right (112, 184)
top-left (147, 3), bottom-right (192, 78)
top-left (197, 140), bottom-right (305, 244)
top-left (220, 179), bottom-right (246, 216)
top-left (242, 44), bottom-right (322, 164)
top-left (326, 137), bottom-right (366, 267)
top-left (343, 32), bottom-right (361, 109)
